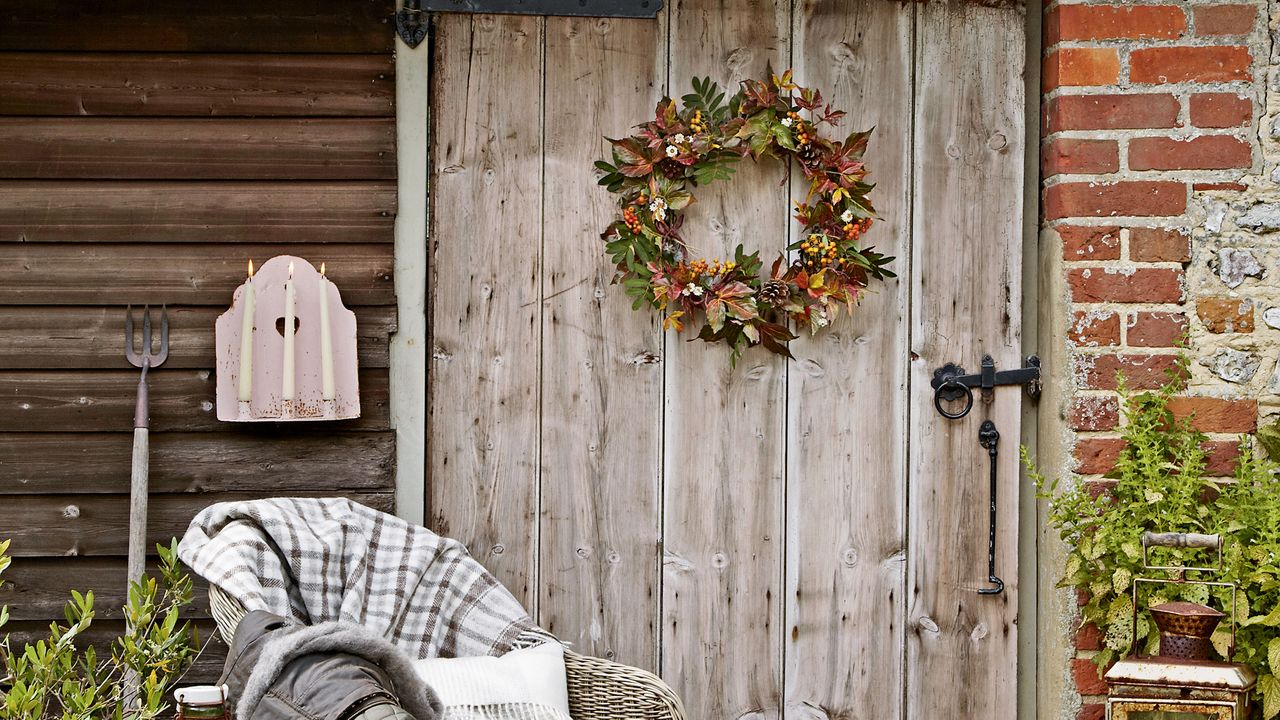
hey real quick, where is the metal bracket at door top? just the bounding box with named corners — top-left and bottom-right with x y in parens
top-left (931, 354), bottom-right (1041, 420)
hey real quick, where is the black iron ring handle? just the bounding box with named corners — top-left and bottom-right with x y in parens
top-left (933, 380), bottom-right (973, 419)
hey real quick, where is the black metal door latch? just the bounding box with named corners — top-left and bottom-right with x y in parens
top-left (977, 420), bottom-right (1003, 595)
top-left (930, 354), bottom-right (1041, 420)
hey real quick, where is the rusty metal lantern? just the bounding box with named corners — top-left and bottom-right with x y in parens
top-left (1105, 532), bottom-right (1256, 720)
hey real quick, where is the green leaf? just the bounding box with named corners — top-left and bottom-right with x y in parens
top-left (1263, 673), bottom-right (1280, 719)
top-left (1111, 567), bottom-right (1132, 594)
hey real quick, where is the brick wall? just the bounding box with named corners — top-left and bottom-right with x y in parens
top-left (1041, 0), bottom-right (1272, 717)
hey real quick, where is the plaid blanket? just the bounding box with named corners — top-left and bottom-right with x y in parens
top-left (178, 497), bottom-right (535, 659)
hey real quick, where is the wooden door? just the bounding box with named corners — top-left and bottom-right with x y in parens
top-left (427, 1), bottom-right (1029, 717)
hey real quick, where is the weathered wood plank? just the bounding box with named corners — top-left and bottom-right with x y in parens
top-left (2, 558), bottom-right (212, 620)
top-left (0, 493), bottom-right (394, 557)
top-left (0, 181), bottom-right (396, 244)
top-left (0, 53), bottom-right (394, 118)
top-left (427, 13), bottom-right (544, 611)
top-left (3, 621), bottom-right (228, 685)
top-left (0, 370), bottom-right (390, 432)
top-left (0, 243), bottom-right (394, 306)
top-left (0, 306), bottom-right (394, 370)
top-left (784, 3), bottom-right (913, 718)
top-left (0, 119), bottom-right (396, 180)
top-left (538, 16), bottom-right (664, 671)
top-left (663, 2), bottom-right (789, 718)
top-left (0, 0), bottom-right (392, 54)
top-left (906, 2), bottom-right (1026, 718)
top-left (1, 432), bottom-right (395, 494)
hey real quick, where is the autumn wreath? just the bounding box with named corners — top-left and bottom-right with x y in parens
top-left (597, 69), bottom-right (895, 362)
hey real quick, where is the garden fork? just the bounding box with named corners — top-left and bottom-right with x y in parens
top-left (124, 306), bottom-right (169, 591)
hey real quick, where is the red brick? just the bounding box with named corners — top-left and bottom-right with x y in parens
top-left (1075, 438), bottom-right (1126, 474)
top-left (1079, 353), bottom-right (1184, 390)
top-left (1070, 396), bottom-right (1121, 431)
top-left (1166, 397), bottom-right (1257, 433)
top-left (1070, 310), bottom-right (1121, 346)
top-left (1073, 657), bottom-right (1109, 695)
top-left (1047, 4), bottom-right (1185, 44)
top-left (1204, 440), bottom-right (1243, 477)
top-left (1194, 181), bottom-right (1249, 192)
top-left (1078, 704), bottom-right (1106, 720)
top-left (1191, 93), bottom-right (1252, 128)
top-left (1045, 48), bottom-right (1122, 90)
top-left (1130, 46), bottom-right (1251, 84)
top-left (1197, 297), bottom-right (1254, 332)
top-left (1045, 181), bottom-right (1186, 220)
top-left (1068, 267), bottom-right (1183, 303)
top-left (1129, 227), bottom-right (1191, 263)
top-left (1043, 138), bottom-right (1120, 176)
top-left (1194, 4), bottom-right (1257, 36)
top-left (1129, 136), bottom-right (1251, 171)
top-left (1127, 311), bottom-right (1187, 347)
top-left (1044, 94), bottom-right (1181, 133)
top-left (1060, 225), bottom-right (1121, 260)
top-left (1076, 622), bottom-right (1104, 651)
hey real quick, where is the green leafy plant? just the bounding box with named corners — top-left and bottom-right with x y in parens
top-left (1029, 369), bottom-right (1280, 718)
top-left (0, 539), bottom-right (200, 720)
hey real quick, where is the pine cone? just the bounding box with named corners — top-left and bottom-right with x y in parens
top-left (757, 278), bottom-right (790, 306)
top-left (659, 159), bottom-right (685, 179)
top-left (797, 143), bottom-right (821, 167)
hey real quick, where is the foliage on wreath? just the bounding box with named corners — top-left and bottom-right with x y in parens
top-left (596, 68), bottom-right (895, 363)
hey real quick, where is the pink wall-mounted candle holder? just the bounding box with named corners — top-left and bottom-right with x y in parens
top-left (216, 255), bottom-right (360, 422)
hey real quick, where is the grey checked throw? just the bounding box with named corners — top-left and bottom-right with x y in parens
top-left (178, 497), bottom-right (535, 658)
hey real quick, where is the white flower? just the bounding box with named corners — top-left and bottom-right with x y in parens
top-left (781, 117), bottom-right (793, 127)
top-left (682, 284), bottom-right (705, 297)
top-left (672, 133), bottom-right (686, 144)
top-left (665, 145), bottom-right (679, 158)
top-left (840, 209), bottom-right (854, 223)
top-left (649, 198), bottom-right (667, 211)
top-left (653, 207), bottom-right (667, 222)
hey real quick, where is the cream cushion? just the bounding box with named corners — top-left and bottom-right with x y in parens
top-left (412, 642), bottom-right (572, 720)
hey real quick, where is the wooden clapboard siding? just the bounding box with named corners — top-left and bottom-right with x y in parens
top-left (3, 558), bottom-right (214, 620)
top-left (538, 16), bottom-right (665, 671)
top-left (662, 2), bottom-right (789, 719)
top-left (1, 493), bottom-right (394, 557)
top-left (0, 118), bottom-right (396, 180)
top-left (428, 13), bottom-right (545, 610)
top-left (906, 2), bottom-right (1026, 718)
top-left (428, 2), bottom-right (1030, 718)
top-left (0, 0), bottom-right (399, 681)
top-left (783, 2), bottom-right (912, 718)
top-left (0, 243), bottom-right (394, 306)
top-left (0, 54), bottom-right (394, 117)
top-left (0, 0), bottom-right (391, 54)
top-left (0, 370), bottom-right (390, 433)
top-left (0, 181), bottom-right (396, 243)
top-left (0, 306), bottom-right (394, 370)
top-left (1, 433), bottom-right (396, 494)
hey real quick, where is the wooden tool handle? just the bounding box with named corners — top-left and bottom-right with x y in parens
top-left (1143, 531), bottom-right (1220, 549)
top-left (126, 427), bottom-right (150, 587)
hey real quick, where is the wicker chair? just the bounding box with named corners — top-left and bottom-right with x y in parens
top-left (209, 586), bottom-right (686, 720)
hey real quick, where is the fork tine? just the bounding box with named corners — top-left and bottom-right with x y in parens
top-left (154, 306), bottom-right (170, 366)
top-left (142, 305), bottom-right (152, 358)
top-left (124, 305), bottom-right (140, 365)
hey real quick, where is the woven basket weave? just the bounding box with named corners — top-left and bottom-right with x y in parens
top-left (208, 586), bottom-right (686, 720)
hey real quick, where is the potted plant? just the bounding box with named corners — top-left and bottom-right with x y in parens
top-left (0, 539), bottom-right (200, 719)
top-left (1030, 368), bottom-right (1280, 718)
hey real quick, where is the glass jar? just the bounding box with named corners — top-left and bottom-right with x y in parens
top-left (174, 684), bottom-right (230, 720)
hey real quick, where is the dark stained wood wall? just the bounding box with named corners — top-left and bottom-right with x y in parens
top-left (0, 0), bottom-right (397, 680)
